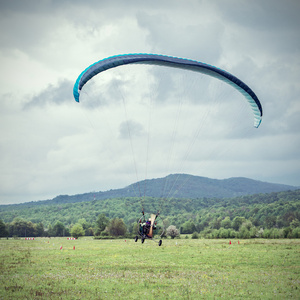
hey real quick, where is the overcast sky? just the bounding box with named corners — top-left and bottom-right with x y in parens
top-left (1, 0), bottom-right (299, 204)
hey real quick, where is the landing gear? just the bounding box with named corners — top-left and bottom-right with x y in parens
top-left (134, 235), bottom-right (162, 246)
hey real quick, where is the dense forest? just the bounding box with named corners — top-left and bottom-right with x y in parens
top-left (0, 189), bottom-right (299, 239)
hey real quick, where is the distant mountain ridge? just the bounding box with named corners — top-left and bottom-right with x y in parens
top-left (9, 174), bottom-right (299, 206)
top-left (124, 174), bottom-right (298, 199)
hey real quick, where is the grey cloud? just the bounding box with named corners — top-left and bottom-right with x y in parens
top-left (217, 1), bottom-right (300, 58)
top-left (0, 0), bottom-right (135, 56)
top-left (136, 10), bottom-right (224, 63)
top-left (79, 77), bottom-right (128, 109)
top-left (24, 79), bottom-right (73, 108)
top-left (217, 0), bottom-right (300, 31)
top-left (119, 120), bottom-right (145, 139)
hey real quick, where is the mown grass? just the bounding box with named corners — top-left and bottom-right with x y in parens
top-left (0, 238), bottom-right (299, 299)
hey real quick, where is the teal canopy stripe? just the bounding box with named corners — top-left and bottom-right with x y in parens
top-left (73, 53), bottom-right (262, 127)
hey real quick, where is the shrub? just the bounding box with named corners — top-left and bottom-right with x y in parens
top-left (291, 227), bottom-right (300, 238)
top-left (70, 223), bottom-right (85, 239)
top-left (191, 232), bottom-right (199, 239)
top-left (100, 231), bottom-right (109, 237)
top-left (229, 230), bottom-right (238, 238)
top-left (107, 218), bottom-right (127, 236)
top-left (166, 225), bottom-right (180, 239)
top-left (219, 228), bottom-right (230, 238)
top-left (239, 226), bottom-right (250, 239)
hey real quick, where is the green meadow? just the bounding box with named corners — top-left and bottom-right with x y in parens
top-left (0, 238), bottom-right (299, 299)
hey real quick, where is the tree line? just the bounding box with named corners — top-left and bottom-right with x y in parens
top-left (1, 213), bottom-right (299, 240)
top-left (179, 216), bottom-right (300, 239)
top-left (0, 215), bottom-right (127, 239)
top-left (0, 190), bottom-right (299, 239)
top-left (0, 214), bottom-right (184, 240)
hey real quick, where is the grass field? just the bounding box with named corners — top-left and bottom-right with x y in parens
top-left (0, 237), bottom-right (299, 299)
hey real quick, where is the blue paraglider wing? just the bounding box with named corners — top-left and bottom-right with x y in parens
top-left (73, 54), bottom-right (262, 127)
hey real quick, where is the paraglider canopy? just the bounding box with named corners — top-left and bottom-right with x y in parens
top-left (73, 53), bottom-right (262, 127)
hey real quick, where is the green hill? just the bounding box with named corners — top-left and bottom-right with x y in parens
top-left (4, 174), bottom-right (298, 207)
